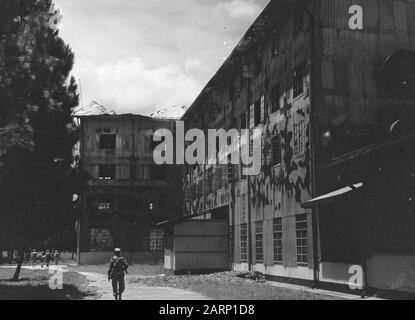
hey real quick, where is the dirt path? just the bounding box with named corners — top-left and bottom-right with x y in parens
top-left (78, 272), bottom-right (209, 300)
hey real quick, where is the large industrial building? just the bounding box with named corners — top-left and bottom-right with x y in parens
top-left (77, 112), bottom-right (182, 265)
top-left (163, 0), bottom-right (415, 295)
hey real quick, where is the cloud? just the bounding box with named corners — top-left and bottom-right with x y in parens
top-left (74, 57), bottom-right (202, 114)
top-left (215, 0), bottom-right (262, 19)
top-left (185, 58), bottom-right (210, 75)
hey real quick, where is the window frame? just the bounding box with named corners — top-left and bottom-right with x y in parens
top-left (255, 221), bottom-right (264, 264)
top-left (240, 223), bottom-right (248, 263)
top-left (293, 63), bottom-right (306, 99)
top-left (273, 218), bottom-right (283, 264)
top-left (272, 135), bottom-right (282, 166)
top-left (294, 119), bottom-right (306, 156)
top-left (149, 229), bottom-right (164, 252)
top-left (296, 214), bottom-right (309, 266)
top-left (99, 134), bottom-right (116, 150)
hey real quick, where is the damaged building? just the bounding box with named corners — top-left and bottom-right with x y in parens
top-left (77, 112), bottom-right (182, 265)
top-left (162, 0), bottom-right (415, 295)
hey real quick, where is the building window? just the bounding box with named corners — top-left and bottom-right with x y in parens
top-left (149, 229), bottom-right (164, 251)
top-left (293, 63), bottom-right (306, 98)
top-left (240, 112), bottom-right (247, 130)
top-left (296, 214), bottom-right (308, 266)
top-left (229, 226), bottom-right (234, 263)
top-left (240, 223), bottom-right (248, 263)
top-left (272, 135), bottom-right (282, 166)
top-left (254, 99), bottom-right (261, 127)
top-left (98, 165), bottom-right (116, 180)
top-left (255, 221), bottom-right (264, 263)
top-left (273, 218), bottom-right (283, 264)
top-left (271, 30), bottom-right (280, 58)
top-left (98, 194), bottom-right (112, 211)
top-left (271, 84), bottom-right (282, 113)
top-left (294, 120), bottom-right (306, 156)
top-left (99, 134), bottom-right (116, 150)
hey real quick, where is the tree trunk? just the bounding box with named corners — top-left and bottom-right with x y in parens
top-left (12, 250), bottom-right (24, 281)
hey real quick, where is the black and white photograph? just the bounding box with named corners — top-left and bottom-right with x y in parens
top-left (1, 0), bottom-right (415, 305)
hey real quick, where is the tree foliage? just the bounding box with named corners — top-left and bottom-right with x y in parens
top-left (0, 0), bottom-right (82, 260)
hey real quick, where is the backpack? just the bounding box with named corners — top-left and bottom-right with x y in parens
top-left (110, 256), bottom-right (126, 277)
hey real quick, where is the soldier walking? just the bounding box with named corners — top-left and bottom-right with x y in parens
top-left (107, 248), bottom-right (129, 300)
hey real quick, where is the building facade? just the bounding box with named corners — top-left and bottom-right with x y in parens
top-left (78, 114), bottom-right (182, 264)
top-left (178, 0), bottom-right (415, 294)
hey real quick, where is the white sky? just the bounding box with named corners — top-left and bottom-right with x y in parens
top-left (54, 0), bottom-right (270, 114)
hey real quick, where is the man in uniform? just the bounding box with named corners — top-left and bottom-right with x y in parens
top-left (107, 248), bottom-right (129, 300)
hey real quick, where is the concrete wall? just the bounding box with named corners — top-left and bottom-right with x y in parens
top-left (79, 251), bottom-right (163, 265)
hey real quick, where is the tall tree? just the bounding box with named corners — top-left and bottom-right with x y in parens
top-left (0, 0), bottom-right (80, 280)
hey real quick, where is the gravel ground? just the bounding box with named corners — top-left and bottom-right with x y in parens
top-left (129, 271), bottom-right (339, 300)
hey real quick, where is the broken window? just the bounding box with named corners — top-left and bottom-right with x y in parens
top-left (99, 134), bottom-right (116, 150)
top-left (272, 135), bottom-right (282, 166)
top-left (293, 62), bottom-right (306, 98)
top-left (271, 83), bottom-right (282, 113)
top-left (296, 214), bottom-right (308, 266)
top-left (254, 99), bottom-right (261, 127)
top-left (271, 30), bottom-right (281, 58)
top-left (99, 165), bottom-right (116, 180)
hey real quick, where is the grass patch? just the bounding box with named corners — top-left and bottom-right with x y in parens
top-left (130, 272), bottom-right (338, 300)
top-left (0, 268), bottom-right (95, 300)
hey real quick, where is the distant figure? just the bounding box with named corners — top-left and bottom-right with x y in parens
top-left (30, 250), bottom-right (38, 267)
top-left (45, 250), bottom-right (51, 267)
top-left (40, 251), bottom-right (46, 268)
top-left (107, 248), bottom-right (129, 300)
top-left (54, 250), bottom-right (60, 265)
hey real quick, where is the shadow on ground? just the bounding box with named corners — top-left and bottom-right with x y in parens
top-left (0, 268), bottom-right (96, 300)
